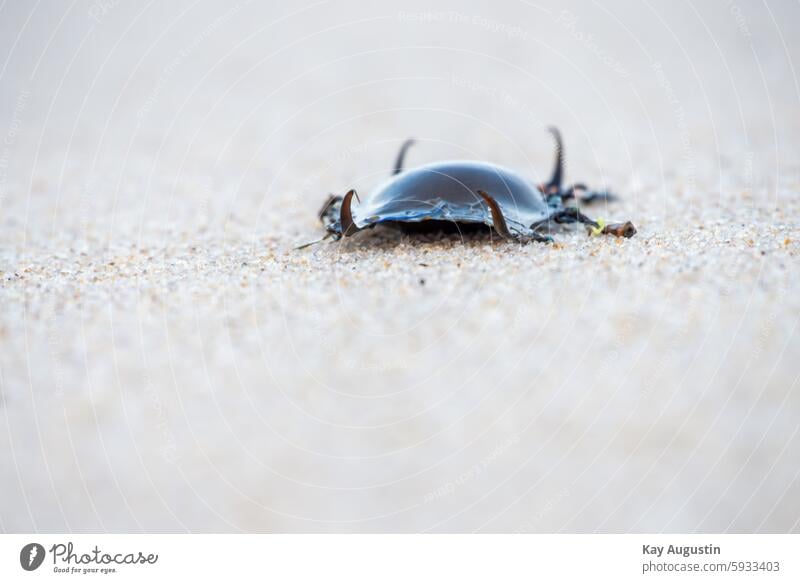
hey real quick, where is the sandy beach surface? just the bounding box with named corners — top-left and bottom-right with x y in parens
top-left (1, 0), bottom-right (799, 532)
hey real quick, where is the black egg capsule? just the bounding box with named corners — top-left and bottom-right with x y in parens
top-left (312, 128), bottom-right (636, 245)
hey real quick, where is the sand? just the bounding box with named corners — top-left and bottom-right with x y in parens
top-left (1, 0), bottom-right (799, 532)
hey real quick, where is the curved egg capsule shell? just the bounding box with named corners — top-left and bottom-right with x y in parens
top-left (353, 161), bottom-right (552, 236)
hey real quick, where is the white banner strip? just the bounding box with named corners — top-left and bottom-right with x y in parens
top-left (1, 534), bottom-right (797, 582)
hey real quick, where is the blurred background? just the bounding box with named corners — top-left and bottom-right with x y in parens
top-left (1, 0), bottom-right (798, 532)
